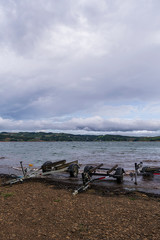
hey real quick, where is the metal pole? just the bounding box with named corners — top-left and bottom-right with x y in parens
top-left (20, 161), bottom-right (26, 177)
top-left (134, 163), bottom-right (137, 185)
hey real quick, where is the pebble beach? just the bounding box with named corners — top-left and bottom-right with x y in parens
top-left (0, 178), bottom-right (160, 240)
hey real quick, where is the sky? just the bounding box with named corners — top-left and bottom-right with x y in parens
top-left (0, 0), bottom-right (160, 136)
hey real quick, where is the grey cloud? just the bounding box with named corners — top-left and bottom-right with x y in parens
top-left (0, 0), bottom-right (77, 54)
top-left (0, 1), bottom-right (160, 135)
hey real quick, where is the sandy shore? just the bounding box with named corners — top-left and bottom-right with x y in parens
top-left (0, 178), bottom-right (160, 240)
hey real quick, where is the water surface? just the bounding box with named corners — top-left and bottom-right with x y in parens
top-left (0, 141), bottom-right (160, 169)
top-left (0, 141), bottom-right (160, 195)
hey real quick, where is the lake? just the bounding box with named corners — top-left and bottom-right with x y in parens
top-left (0, 141), bottom-right (160, 171)
top-left (1, 141), bottom-right (160, 195)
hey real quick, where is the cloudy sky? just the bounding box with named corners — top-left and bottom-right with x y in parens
top-left (0, 0), bottom-right (160, 136)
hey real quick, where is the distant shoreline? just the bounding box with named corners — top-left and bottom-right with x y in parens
top-left (1, 132), bottom-right (160, 142)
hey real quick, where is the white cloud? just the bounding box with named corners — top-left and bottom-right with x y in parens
top-left (1, 116), bottom-right (160, 137)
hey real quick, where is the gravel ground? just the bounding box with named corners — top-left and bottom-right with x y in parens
top-left (0, 178), bottom-right (160, 240)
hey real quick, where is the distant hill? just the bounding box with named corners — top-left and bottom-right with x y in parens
top-left (0, 132), bottom-right (160, 142)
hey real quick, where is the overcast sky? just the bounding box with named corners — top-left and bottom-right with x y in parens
top-left (1, 0), bottom-right (160, 136)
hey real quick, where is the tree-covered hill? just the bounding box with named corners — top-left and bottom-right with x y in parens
top-left (0, 132), bottom-right (160, 141)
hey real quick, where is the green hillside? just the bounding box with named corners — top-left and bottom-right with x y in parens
top-left (0, 132), bottom-right (160, 142)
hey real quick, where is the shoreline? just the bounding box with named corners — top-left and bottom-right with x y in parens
top-left (1, 168), bottom-right (160, 197)
top-left (1, 175), bottom-right (160, 199)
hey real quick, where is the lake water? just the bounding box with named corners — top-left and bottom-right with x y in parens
top-left (0, 141), bottom-right (160, 195)
top-left (0, 141), bottom-right (160, 171)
